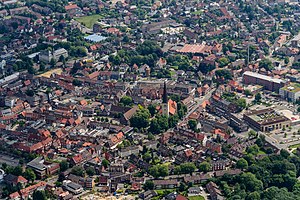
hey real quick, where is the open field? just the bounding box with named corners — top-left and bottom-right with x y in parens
top-left (188, 196), bottom-right (205, 200)
top-left (75, 14), bottom-right (102, 28)
top-left (37, 68), bottom-right (63, 78)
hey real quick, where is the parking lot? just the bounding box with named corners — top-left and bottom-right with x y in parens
top-left (0, 153), bottom-right (19, 167)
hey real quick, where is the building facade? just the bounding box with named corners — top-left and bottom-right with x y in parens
top-left (279, 83), bottom-right (300, 102)
top-left (243, 108), bottom-right (291, 132)
top-left (243, 71), bottom-right (286, 92)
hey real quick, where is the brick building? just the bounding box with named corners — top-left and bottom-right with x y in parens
top-left (243, 71), bottom-right (286, 92)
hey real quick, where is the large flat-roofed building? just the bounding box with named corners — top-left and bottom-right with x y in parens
top-left (243, 108), bottom-right (291, 132)
top-left (27, 157), bottom-right (60, 179)
top-left (39, 48), bottom-right (68, 63)
top-left (279, 82), bottom-right (300, 102)
top-left (243, 71), bottom-right (286, 92)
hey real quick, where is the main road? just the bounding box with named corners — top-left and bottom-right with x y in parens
top-left (183, 88), bottom-right (216, 122)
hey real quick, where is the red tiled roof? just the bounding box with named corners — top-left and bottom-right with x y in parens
top-left (168, 99), bottom-right (177, 115)
top-left (177, 44), bottom-right (205, 53)
top-left (65, 4), bottom-right (79, 10)
top-left (24, 80), bottom-right (31, 86)
top-left (72, 154), bottom-right (83, 164)
top-left (116, 132), bottom-right (124, 140)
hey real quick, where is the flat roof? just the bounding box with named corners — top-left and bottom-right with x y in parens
top-left (280, 82), bottom-right (300, 93)
top-left (84, 34), bottom-right (107, 42)
top-left (280, 109), bottom-right (300, 123)
top-left (245, 108), bottom-right (290, 125)
top-left (243, 71), bottom-right (285, 84)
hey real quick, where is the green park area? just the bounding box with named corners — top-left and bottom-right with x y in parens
top-left (188, 196), bottom-right (205, 200)
top-left (75, 14), bottom-right (102, 28)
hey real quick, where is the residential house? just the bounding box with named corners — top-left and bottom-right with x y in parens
top-left (206, 182), bottom-right (224, 200)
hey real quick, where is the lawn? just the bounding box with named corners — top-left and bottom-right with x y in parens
top-left (192, 10), bottom-right (203, 15)
top-left (155, 189), bottom-right (176, 195)
top-left (75, 14), bottom-right (102, 28)
top-left (289, 143), bottom-right (300, 149)
top-left (188, 196), bottom-right (205, 200)
top-left (257, 150), bottom-right (266, 155)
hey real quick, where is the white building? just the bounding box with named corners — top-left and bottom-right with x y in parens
top-left (63, 180), bottom-right (83, 194)
top-left (0, 169), bottom-right (5, 182)
top-left (279, 83), bottom-right (300, 102)
top-left (39, 48), bottom-right (68, 63)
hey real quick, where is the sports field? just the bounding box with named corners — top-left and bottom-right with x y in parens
top-left (75, 14), bottom-right (102, 28)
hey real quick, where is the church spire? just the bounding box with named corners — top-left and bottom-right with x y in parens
top-left (163, 81), bottom-right (168, 104)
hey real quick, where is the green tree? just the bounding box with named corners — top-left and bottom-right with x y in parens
top-left (102, 159), bottom-right (109, 168)
top-left (120, 96), bottom-right (133, 107)
top-left (26, 90), bottom-right (35, 97)
top-left (71, 166), bottom-right (84, 177)
top-left (168, 114), bottom-right (179, 128)
top-left (147, 104), bottom-right (157, 117)
top-left (23, 168), bottom-right (36, 183)
top-left (60, 160), bottom-right (69, 172)
top-left (240, 172), bottom-right (263, 192)
top-left (215, 69), bottom-right (232, 80)
top-left (72, 79), bottom-right (82, 86)
top-left (237, 158), bottom-right (248, 170)
top-left (144, 180), bottom-right (154, 190)
top-left (148, 164), bottom-right (169, 178)
top-left (39, 62), bottom-right (45, 71)
top-left (86, 167), bottom-right (96, 176)
top-left (237, 98), bottom-right (247, 110)
top-left (263, 186), bottom-right (296, 199)
top-left (33, 190), bottom-right (47, 200)
top-left (244, 89), bottom-right (252, 96)
top-left (12, 166), bottom-right (23, 176)
top-left (170, 94), bottom-right (181, 102)
top-left (199, 161), bottom-right (211, 173)
top-left (142, 152), bottom-right (152, 162)
top-left (218, 57), bottom-right (230, 67)
top-left (130, 108), bottom-right (150, 129)
top-left (50, 58), bottom-right (56, 67)
top-left (179, 182), bottom-right (186, 192)
top-left (246, 191), bottom-right (260, 200)
top-left (188, 119), bottom-right (197, 131)
top-left (247, 144), bottom-right (260, 155)
top-left (149, 115), bottom-right (169, 134)
top-left (284, 57), bottom-right (289, 65)
top-left (199, 62), bottom-right (215, 74)
top-left (59, 55), bottom-right (65, 63)
top-left (280, 149), bottom-right (290, 159)
top-left (293, 181), bottom-right (300, 195)
top-left (255, 93), bottom-right (262, 102)
top-left (178, 162), bottom-right (196, 174)
top-left (259, 59), bottom-right (273, 71)
top-left (248, 130), bottom-right (257, 139)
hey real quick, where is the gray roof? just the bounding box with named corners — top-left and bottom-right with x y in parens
top-left (243, 71), bottom-right (285, 84)
top-left (84, 34), bottom-right (107, 42)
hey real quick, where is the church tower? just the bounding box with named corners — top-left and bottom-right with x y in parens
top-left (162, 81), bottom-right (169, 117)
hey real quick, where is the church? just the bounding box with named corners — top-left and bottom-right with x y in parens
top-left (160, 82), bottom-right (177, 117)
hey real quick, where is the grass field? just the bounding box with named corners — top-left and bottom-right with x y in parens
top-left (289, 143), bottom-right (300, 149)
top-left (188, 196), bottom-right (205, 200)
top-left (192, 10), bottom-right (203, 15)
top-left (75, 14), bottom-right (102, 28)
top-left (37, 68), bottom-right (63, 78)
top-left (258, 150), bottom-right (267, 155)
top-left (155, 189), bottom-right (176, 195)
